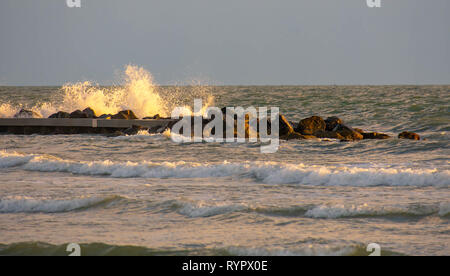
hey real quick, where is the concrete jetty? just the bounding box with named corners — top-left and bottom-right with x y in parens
top-left (0, 118), bottom-right (178, 135)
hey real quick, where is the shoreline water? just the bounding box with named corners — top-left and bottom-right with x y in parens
top-left (0, 84), bottom-right (449, 256)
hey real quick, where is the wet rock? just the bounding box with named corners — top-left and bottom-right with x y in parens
top-left (295, 116), bottom-right (326, 135)
top-left (398, 131), bottom-right (420, 140)
top-left (13, 109), bottom-right (42, 119)
top-left (334, 124), bottom-right (363, 140)
top-left (69, 110), bottom-right (88, 118)
top-left (289, 121), bottom-right (299, 130)
top-left (107, 130), bottom-right (125, 137)
top-left (82, 107), bottom-right (97, 118)
top-left (123, 125), bottom-right (149, 135)
top-left (98, 114), bottom-right (112, 119)
top-left (313, 130), bottom-right (344, 140)
top-left (362, 132), bottom-right (391, 139)
top-left (279, 115), bottom-right (295, 136)
top-left (49, 111), bottom-right (70, 118)
top-left (111, 110), bottom-right (138, 120)
top-left (143, 114), bottom-right (161, 120)
top-left (284, 132), bottom-right (317, 140)
top-left (354, 128), bottom-right (364, 134)
top-left (324, 116), bottom-right (343, 131)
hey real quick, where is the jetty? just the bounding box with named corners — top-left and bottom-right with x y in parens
top-left (0, 118), bottom-right (177, 135)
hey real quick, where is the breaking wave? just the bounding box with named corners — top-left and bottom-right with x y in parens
top-left (0, 65), bottom-right (214, 118)
top-left (169, 200), bottom-right (450, 219)
top-left (0, 151), bottom-right (449, 187)
top-left (0, 242), bottom-right (403, 256)
top-left (175, 201), bottom-right (246, 218)
top-left (0, 195), bottom-right (122, 213)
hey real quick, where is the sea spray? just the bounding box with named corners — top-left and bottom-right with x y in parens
top-left (0, 65), bottom-right (214, 118)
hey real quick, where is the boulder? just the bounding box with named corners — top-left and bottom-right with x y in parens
top-left (284, 132), bottom-right (317, 140)
top-left (230, 113), bottom-right (293, 138)
top-left (324, 116), bottom-right (343, 131)
top-left (49, 111), bottom-right (70, 118)
top-left (295, 116), bottom-right (326, 135)
top-left (334, 124), bottom-right (363, 140)
top-left (107, 130), bottom-right (125, 137)
top-left (111, 110), bottom-right (138, 120)
top-left (82, 107), bottom-right (97, 118)
top-left (143, 114), bottom-right (161, 120)
top-left (362, 132), bottom-right (391, 139)
top-left (123, 125), bottom-right (149, 135)
top-left (69, 110), bottom-right (88, 118)
top-left (313, 130), bottom-right (344, 140)
top-left (398, 131), bottom-right (420, 140)
top-left (279, 115), bottom-right (295, 136)
top-left (353, 128), bottom-right (364, 134)
top-left (289, 121), bottom-right (299, 130)
top-left (98, 114), bottom-right (112, 119)
top-left (13, 109), bottom-right (42, 119)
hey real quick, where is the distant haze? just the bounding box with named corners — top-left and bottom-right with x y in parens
top-left (0, 0), bottom-right (449, 85)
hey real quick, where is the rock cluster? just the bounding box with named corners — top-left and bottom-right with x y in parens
top-left (5, 107), bottom-right (422, 140)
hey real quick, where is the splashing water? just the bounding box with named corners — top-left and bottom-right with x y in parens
top-left (0, 65), bottom-right (214, 118)
top-left (0, 103), bottom-right (17, 118)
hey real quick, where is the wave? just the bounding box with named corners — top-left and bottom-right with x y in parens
top-left (0, 242), bottom-right (404, 256)
top-left (302, 203), bottom-right (446, 219)
top-left (174, 201), bottom-right (246, 218)
top-left (0, 195), bottom-right (122, 213)
top-left (439, 202), bottom-right (450, 217)
top-left (168, 200), bottom-right (449, 219)
top-left (1, 151), bottom-right (448, 187)
top-left (0, 65), bottom-right (214, 118)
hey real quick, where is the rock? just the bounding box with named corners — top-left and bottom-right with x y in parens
top-left (49, 111), bottom-right (70, 118)
top-left (143, 114), bottom-right (161, 120)
top-left (398, 131), bottom-right (420, 140)
top-left (107, 130), bottom-right (125, 137)
top-left (82, 107), bottom-right (97, 118)
top-left (334, 124), bottom-right (363, 140)
top-left (279, 115), bottom-right (295, 136)
top-left (111, 110), bottom-right (138, 120)
top-left (289, 121), bottom-right (299, 130)
top-left (284, 132), bottom-right (317, 140)
top-left (69, 110), bottom-right (88, 118)
top-left (13, 109), bottom-right (42, 118)
top-left (353, 128), bottom-right (364, 134)
top-left (123, 125), bottom-right (149, 135)
top-left (98, 114), bottom-right (112, 119)
top-left (325, 116), bottom-right (343, 131)
top-left (295, 116), bottom-right (326, 135)
top-left (313, 130), bottom-right (344, 140)
top-left (237, 113), bottom-right (293, 138)
top-left (362, 132), bottom-right (391, 139)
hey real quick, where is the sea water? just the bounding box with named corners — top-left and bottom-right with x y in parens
top-left (0, 68), bottom-right (448, 256)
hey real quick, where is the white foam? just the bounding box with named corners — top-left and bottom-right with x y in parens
top-left (1, 151), bottom-right (449, 187)
top-left (304, 204), bottom-right (439, 219)
top-left (226, 245), bottom-right (356, 256)
top-left (177, 201), bottom-right (246, 218)
top-left (0, 196), bottom-right (116, 213)
top-left (305, 204), bottom-right (386, 219)
top-left (0, 66), bottom-right (214, 119)
top-left (0, 151), bottom-right (37, 168)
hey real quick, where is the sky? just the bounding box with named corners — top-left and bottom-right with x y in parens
top-left (0, 0), bottom-right (449, 86)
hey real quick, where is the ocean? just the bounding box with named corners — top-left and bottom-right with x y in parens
top-left (0, 78), bottom-right (449, 255)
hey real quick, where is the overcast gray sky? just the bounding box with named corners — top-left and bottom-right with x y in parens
top-left (0, 0), bottom-right (449, 85)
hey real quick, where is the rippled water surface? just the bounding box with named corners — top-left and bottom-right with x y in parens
top-left (0, 86), bottom-right (449, 255)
